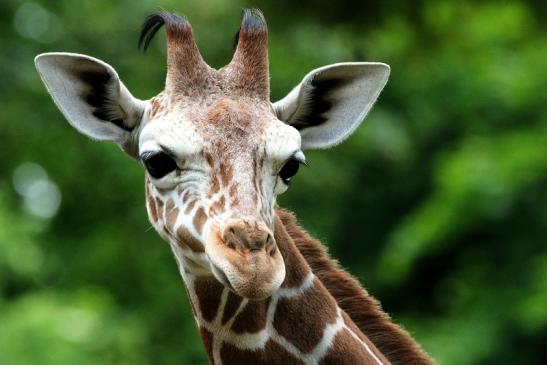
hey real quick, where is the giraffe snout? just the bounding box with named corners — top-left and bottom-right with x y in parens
top-left (207, 219), bottom-right (285, 299)
top-left (221, 220), bottom-right (275, 253)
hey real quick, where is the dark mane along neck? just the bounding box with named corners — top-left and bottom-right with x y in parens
top-left (276, 208), bottom-right (435, 365)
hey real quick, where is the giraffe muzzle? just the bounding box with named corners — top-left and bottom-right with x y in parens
top-left (205, 220), bottom-right (286, 300)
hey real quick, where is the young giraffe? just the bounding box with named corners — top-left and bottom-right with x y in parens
top-left (35, 9), bottom-right (435, 365)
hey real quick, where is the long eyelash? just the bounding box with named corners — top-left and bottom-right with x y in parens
top-left (140, 151), bottom-right (157, 161)
top-left (140, 147), bottom-right (177, 162)
top-left (273, 155), bottom-right (307, 177)
top-left (298, 159), bottom-right (309, 168)
top-left (290, 153), bottom-right (309, 167)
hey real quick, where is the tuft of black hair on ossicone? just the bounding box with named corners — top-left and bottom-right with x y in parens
top-left (138, 11), bottom-right (188, 52)
top-left (232, 8), bottom-right (266, 50)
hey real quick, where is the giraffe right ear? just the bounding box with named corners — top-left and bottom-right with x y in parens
top-left (35, 52), bottom-right (146, 145)
top-left (273, 62), bottom-right (390, 150)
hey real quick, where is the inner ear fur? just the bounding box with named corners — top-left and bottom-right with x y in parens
top-left (35, 52), bottom-right (145, 147)
top-left (274, 62), bottom-right (390, 150)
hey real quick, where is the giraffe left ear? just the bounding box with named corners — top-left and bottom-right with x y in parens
top-left (35, 52), bottom-right (146, 146)
top-left (273, 62), bottom-right (390, 150)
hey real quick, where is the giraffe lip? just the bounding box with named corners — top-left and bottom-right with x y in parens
top-left (207, 252), bottom-right (286, 300)
top-left (210, 261), bottom-right (235, 292)
top-left (205, 229), bottom-right (286, 300)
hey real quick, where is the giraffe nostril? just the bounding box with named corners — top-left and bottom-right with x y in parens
top-left (221, 220), bottom-right (274, 252)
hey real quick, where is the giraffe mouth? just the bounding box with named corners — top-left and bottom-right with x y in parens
top-left (205, 230), bottom-right (286, 300)
top-left (210, 262), bottom-right (236, 292)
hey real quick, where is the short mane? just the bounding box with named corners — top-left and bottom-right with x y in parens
top-left (276, 208), bottom-right (435, 365)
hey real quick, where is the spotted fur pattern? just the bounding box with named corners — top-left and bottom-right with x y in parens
top-left (137, 9), bottom-right (433, 365)
top-left (172, 212), bottom-right (392, 365)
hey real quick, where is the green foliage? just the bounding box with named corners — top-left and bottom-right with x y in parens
top-left (1, 0), bottom-right (546, 364)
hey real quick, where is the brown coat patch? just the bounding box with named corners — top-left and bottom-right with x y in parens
top-left (146, 195), bottom-right (158, 223)
top-left (194, 278), bottom-right (224, 322)
top-left (221, 291), bottom-right (243, 325)
top-left (204, 152), bottom-right (215, 167)
top-left (231, 298), bottom-right (270, 334)
top-left (209, 176), bottom-right (220, 195)
top-left (182, 190), bottom-right (191, 203)
top-left (342, 311), bottom-right (368, 343)
top-left (273, 278), bottom-right (338, 353)
top-left (210, 195), bottom-right (226, 217)
top-left (176, 225), bottom-right (204, 252)
top-left (276, 209), bottom-right (434, 365)
top-left (165, 198), bottom-right (175, 213)
top-left (229, 184), bottom-right (238, 198)
top-left (155, 197), bottom-right (164, 217)
top-left (199, 327), bottom-right (215, 365)
top-left (220, 340), bottom-right (305, 365)
top-left (219, 162), bottom-right (233, 187)
top-left (166, 205), bottom-right (179, 229)
top-left (193, 206), bottom-right (207, 234)
top-left (319, 329), bottom-right (389, 365)
top-left (184, 199), bottom-right (197, 215)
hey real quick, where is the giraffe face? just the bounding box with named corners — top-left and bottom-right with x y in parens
top-left (142, 96), bottom-right (303, 299)
top-left (36, 9), bottom-right (390, 300)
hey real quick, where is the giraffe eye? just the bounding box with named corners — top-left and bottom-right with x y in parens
top-left (141, 151), bottom-right (178, 179)
top-left (278, 158), bottom-right (301, 185)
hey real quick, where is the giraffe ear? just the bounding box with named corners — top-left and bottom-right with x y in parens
top-left (273, 62), bottom-right (390, 150)
top-left (35, 52), bottom-right (146, 145)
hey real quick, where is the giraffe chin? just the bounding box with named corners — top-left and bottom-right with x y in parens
top-left (205, 233), bottom-right (286, 300)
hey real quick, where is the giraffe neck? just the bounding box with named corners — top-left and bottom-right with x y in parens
top-left (179, 210), bottom-right (391, 365)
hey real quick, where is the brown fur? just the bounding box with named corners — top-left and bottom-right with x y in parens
top-left (199, 327), bottom-right (215, 365)
top-left (155, 198), bottom-right (164, 218)
top-left (194, 278), bottom-right (224, 322)
top-left (273, 216), bottom-right (311, 288)
top-left (276, 208), bottom-right (435, 365)
top-left (210, 196), bottom-right (226, 216)
top-left (165, 205), bottom-right (178, 228)
top-left (221, 291), bottom-right (243, 325)
top-left (184, 199), bottom-right (197, 215)
top-left (230, 298), bottom-right (270, 334)
top-left (319, 329), bottom-right (388, 365)
top-left (193, 206), bottom-right (207, 234)
top-left (220, 340), bottom-right (305, 365)
top-left (273, 278), bottom-right (338, 353)
top-left (176, 225), bottom-right (204, 252)
top-left (222, 9), bottom-right (269, 100)
top-left (146, 194), bottom-right (158, 223)
top-left (163, 16), bottom-right (212, 94)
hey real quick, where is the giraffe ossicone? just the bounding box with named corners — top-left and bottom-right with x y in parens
top-left (35, 8), bottom-right (435, 365)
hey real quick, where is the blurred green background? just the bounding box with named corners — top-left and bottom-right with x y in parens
top-left (1, 0), bottom-right (546, 364)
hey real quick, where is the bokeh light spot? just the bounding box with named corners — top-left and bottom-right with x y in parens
top-left (13, 162), bottom-right (62, 219)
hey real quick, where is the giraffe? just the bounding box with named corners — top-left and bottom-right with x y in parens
top-left (35, 9), bottom-right (435, 365)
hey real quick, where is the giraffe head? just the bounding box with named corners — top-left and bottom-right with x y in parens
top-left (35, 10), bottom-right (390, 300)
